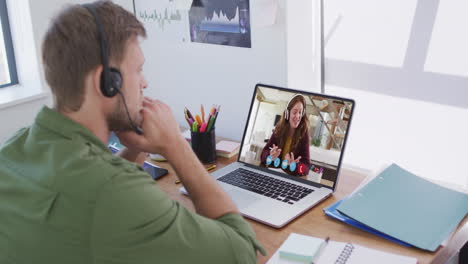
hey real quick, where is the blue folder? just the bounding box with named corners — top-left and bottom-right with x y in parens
top-left (323, 200), bottom-right (413, 247)
top-left (336, 164), bottom-right (468, 251)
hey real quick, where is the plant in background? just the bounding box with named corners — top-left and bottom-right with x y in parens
top-left (311, 136), bottom-right (322, 147)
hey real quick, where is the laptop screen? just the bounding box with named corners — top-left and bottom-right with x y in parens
top-left (238, 84), bottom-right (355, 190)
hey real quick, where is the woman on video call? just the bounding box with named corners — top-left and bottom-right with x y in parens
top-left (260, 94), bottom-right (311, 176)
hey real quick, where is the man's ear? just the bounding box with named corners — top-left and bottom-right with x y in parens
top-left (90, 65), bottom-right (104, 97)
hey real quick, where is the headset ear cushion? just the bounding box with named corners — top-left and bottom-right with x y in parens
top-left (108, 68), bottom-right (122, 97)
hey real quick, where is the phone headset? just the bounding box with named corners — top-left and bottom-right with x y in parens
top-left (284, 94), bottom-right (306, 121)
top-left (82, 3), bottom-right (143, 135)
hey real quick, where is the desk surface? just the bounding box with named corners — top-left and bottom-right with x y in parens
top-left (150, 156), bottom-right (468, 264)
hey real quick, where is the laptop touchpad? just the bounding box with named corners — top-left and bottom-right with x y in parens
top-left (227, 189), bottom-right (260, 209)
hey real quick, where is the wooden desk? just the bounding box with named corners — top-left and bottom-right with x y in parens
top-left (150, 156), bottom-right (468, 264)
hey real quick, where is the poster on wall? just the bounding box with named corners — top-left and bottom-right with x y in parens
top-left (133, 0), bottom-right (191, 44)
top-left (133, 0), bottom-right (251, 48)
top-left (189, 0), bottom-right (251, 48)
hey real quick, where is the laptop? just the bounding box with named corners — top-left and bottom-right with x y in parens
top-left (181, 84), bottom-right (355, 228)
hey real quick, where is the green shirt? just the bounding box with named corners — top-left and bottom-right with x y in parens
top-left (0, 106), bottom-right (265, 263)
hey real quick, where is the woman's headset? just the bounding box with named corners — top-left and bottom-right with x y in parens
top-left (284, 94), bottom-right (306, 121)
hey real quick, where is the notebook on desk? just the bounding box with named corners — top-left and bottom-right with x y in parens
top-left (180, 84), bottom-right (355, 228)
top-left (267, 233), bottom-right (417, 264)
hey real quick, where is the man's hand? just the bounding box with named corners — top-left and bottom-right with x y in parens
top-left (115, 131), bottom-right (148, 165)
top-left (118, 97), bottom-right (239, 219)
top-left (116, 97), bottom-right (184, 157)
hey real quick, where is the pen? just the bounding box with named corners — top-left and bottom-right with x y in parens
top-left (207, 105), bottom-right (221, 132)
top-left (206, 116), bottom-right (215, 132)
top-left (211, 111), bottom-right (219, 130)
top-left (200, 122), bottom-right (207, 133)
top-left (312, 237), bottom-right (329, 264)
top-left (184, 109), bottom-right (191, 127)
top-left (185, 107), bottom-right (194, 120)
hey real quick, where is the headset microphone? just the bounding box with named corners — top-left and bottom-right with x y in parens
top-left (82, 3), bottom-right (143, 135)
top-left (116, 89), bottom-right (144, 135)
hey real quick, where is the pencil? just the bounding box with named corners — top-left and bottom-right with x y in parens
top-left (201, 104), bottom-right (205, 123)
top-left (206, 164), bottom-right (216, 171)
top-left (195, 115), bottom-right (202, 125)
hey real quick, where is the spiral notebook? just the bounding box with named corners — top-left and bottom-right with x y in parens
top-left (267, 233), bottom-right (417, 264)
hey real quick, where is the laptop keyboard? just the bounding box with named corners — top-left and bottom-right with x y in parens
top-left (218, 168), bottom-right (314, 205)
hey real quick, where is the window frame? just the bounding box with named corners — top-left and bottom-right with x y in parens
top-left (0, 0), bottom-right (18, 88)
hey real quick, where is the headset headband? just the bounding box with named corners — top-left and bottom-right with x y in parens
top-left (82, 4), bottom-right (110, 91)
top-left (285, 94), bottom-right (306, 120)
top-left (286, 94), bottom-right (305, 110)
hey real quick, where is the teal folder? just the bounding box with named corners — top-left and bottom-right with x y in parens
top-left (336, 164), bottom-right (468, 251)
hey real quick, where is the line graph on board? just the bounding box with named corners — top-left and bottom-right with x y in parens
top-left (189, 0), bottom-right (251, 48)
top-left (133, 0), bottom-right (191, 43)
top-left (133, 0), bottom-right (251, 47)
top-left (138, 8), bottom-right (182, 31)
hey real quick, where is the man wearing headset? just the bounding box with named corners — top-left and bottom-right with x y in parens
top-left (0, 1), bottom-right (263, 263)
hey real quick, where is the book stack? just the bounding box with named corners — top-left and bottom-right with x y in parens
top-left (216, 140), bottom-right (240, 158)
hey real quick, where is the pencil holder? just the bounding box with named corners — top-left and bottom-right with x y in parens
top-left (191, 128), bottom-right (216, 164)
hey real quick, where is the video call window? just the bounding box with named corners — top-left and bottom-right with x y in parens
top-left (239, 86), bottom-right (354, 188)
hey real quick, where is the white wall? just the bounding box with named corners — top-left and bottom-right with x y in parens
top-left (138, 1), bottom-right (288, 141)
top-left (324, 0), bottom-right (468, 187)
top-left (1, 0), bottom-right (316, 145)
top-left (286, 0), bottom-right (322, 93)
top-left (137, 0), bottom-right (322, 142)
top-left (0, 99), bottom-right (50, 143)
top-left (0, 0), bottom-right (53, 143)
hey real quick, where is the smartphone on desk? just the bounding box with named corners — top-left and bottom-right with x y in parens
top-left (108, 133), bottom-right (168, 180)
top-left (143, 161), bottom-right (168, 180)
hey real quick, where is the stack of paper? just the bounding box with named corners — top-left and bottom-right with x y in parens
top-left (335, 164), bottom-right (468, 251)
top-left (278, 233), bottom-right (324, 263)
top-left (267, 233), bottom-right (417, 264)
